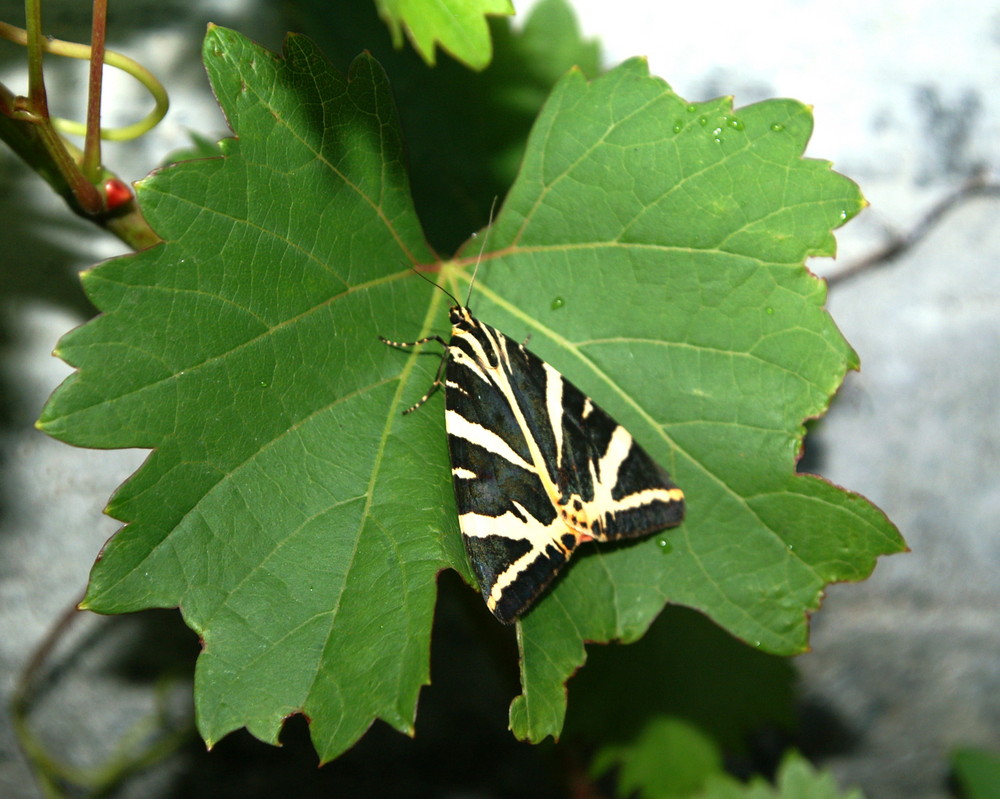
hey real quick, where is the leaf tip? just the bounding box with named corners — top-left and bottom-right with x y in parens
top-left (202, 22), bottom-right (236, 59)
top-left (618, 55), bottom-right (651, 77)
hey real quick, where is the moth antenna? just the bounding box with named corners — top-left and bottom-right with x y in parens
top-left (407, 263), bottom-right (461, 307)
top-left (464, 196), bottom-right (498, 308)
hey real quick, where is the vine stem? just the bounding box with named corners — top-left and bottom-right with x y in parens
top-left (81, 0), bottom-right (108, 183)
top-left (24, 0), bottom-right (48, 115)
top-left (0, 20), bottom-right (169, 141)
top-left (0, 8), bottom-right (165, 248)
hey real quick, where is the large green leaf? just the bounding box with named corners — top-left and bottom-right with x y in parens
top-left (38, 28), bottom-right (903, 760)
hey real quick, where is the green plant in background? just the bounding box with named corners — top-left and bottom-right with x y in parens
top-left (3, 0), bottom-right (905, 796)
top-left (952, 748), bottom-right (1000, 799)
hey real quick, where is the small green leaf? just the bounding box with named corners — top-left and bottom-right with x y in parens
top-left (160, 131), bottom-right (223, 167)
top-left (952, 748), bottom-right (1000, 799)
top-left (566, 607), bottom-right (796, 753)
top-left (695, 752), bottom-right (866, 799)
top-left (375, 0), bottom-right (514, 70)
top-left (592, 716), bottom-right (724, 798)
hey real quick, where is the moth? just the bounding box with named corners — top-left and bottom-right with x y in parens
top-left (382, 279), bottom-right (685, 624)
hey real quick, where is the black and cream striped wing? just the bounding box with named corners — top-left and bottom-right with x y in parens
top-left (443, 306), bottom-right (685, 623)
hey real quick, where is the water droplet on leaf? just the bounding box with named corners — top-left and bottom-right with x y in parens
top-left (551, 296), bottom-right (565, 310)
top-left (770, 122), bottom-right (785, 132)
top-left (657, 538), bottom-right (673, 554)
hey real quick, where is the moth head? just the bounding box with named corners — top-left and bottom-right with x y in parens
top-left (449, 306), bottom-right (477, 332)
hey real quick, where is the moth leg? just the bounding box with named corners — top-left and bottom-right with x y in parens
top-left (379, 334), bottom-right (448, 350)
top-left (379, 333), bottom-right (450, 414)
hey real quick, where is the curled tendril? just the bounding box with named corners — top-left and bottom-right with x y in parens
top-left (0, 20), bottom-right (168, 140)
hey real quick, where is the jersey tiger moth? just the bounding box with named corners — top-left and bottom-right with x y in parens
top-left (382, 278), bottom-right (685, 623)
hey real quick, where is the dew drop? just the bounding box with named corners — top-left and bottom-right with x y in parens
top-left (770, 122), bottom-right (785, 132)
top-left (766, 306), bottom-right (775, 315)
top-left (698, 115), bottom-right (709, 126)
top-left (672, 120), bottom-right (684, 134)
top-left (551, 296), bottom-right (565, 310)
top-left (839, 209), bottom-right (849, 221)
top-left (727, 117), bottom-right (744, 131)
top-left (657, 538), bottom-right (673, 554)
top-left (686, 104), bottom-right (698, 113)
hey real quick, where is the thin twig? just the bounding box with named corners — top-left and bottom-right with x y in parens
top-left (828, 170), bottom-right (1000, 287)
top-left (12, 602), bottom-right (195, 798)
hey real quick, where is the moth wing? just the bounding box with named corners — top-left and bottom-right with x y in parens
top-left (555, 376), bottom-right (685, 542)
top-left (444, 321), bottom-right (580, 622)
top-left (444, 315), bottom-right (684, 622)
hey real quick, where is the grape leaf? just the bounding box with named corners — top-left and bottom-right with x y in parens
top-left (697, 752), bottom-right (866, 799)
top-left (375, 0), bottom-right (514, 70)
top-left (592, 716), bottom-right (724, 798)
top-left (38, 28), bottom-right (903, 761)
